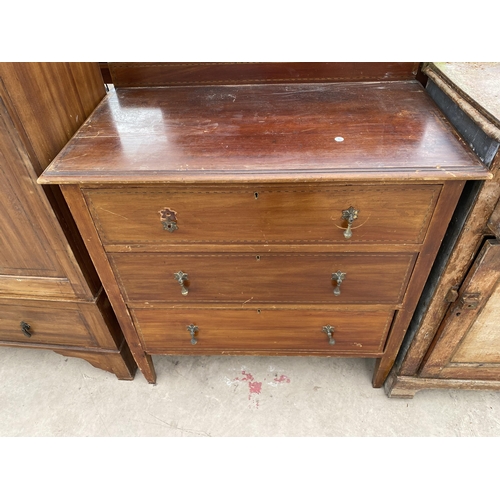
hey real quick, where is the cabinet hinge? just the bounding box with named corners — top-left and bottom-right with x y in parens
top-left (445, 287), bottom-right (459, 303)
top-left (459, 292), bottom-right (481, 310)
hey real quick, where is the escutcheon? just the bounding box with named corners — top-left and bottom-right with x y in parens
top-left (159, 208), bottom-right (178, 232)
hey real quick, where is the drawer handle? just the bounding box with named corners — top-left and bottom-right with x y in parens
top-left (331, 271), bottom-right (346, 296)
top-left (322, 325), bottom-right (335, 345)
top-left (341, 206), bottom-right (358, 239)
top-left (20, 321), bottom-right (32, 338)
top-left (187, 324), bottom-right (199, 345)
top-left (159, 208), bottom-right (178, 233)
top-left (174, 271), bottom-right (189, 296)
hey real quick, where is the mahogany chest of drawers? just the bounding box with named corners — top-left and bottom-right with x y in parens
top-left (39, 67), bottom-right (489, 386)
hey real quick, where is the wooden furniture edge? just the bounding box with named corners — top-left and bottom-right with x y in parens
top-left (397, 155), bottom-right (500, 376)
top-left (418, 239), bottom-right (500, 377)
top-left (108, 62), bottom-right (420, 88)
top-left (60, 184), bottom-right (156, 383)
top-left (372, 180), bottom-right (466, 387)
top-left (53, 338), bottom-right (136, 380)
top-left (0, 81), bottom-right (98, 299)
top-left (0, 339), bottom-right (136, 380)
top-left (423, 65), bottom-right (500, 142)
top-left (385, 371), bottom-right (500, 398)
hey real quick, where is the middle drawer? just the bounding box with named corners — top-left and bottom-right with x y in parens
top-left (110, 252), bottom-right (416, 305)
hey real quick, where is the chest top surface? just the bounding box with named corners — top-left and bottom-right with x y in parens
top-left (39, 81), bottom-right (488, 185)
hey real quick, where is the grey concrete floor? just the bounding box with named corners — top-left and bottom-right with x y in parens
top-left (1, 346), bottom-right (499, 437)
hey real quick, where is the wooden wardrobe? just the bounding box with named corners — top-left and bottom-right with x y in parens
top-left (0, 63), bottom-right (136, 379)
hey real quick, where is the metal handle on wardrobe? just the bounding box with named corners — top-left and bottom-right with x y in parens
top-left (20, 321), bottom-right (32, 338)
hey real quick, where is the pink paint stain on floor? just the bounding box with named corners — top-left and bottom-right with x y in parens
top-left (237, 370), bottom-right (254, 383)
top-left (233, 370), bottom-right (289, 408)
top-left (249, 381), bottom-right (262, 395)
top-left (274, 375), bottom-right (290, 384)
top-left (234, 371), bottom-right (262, 398)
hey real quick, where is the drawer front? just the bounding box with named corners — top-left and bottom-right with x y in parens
top-left (131, 307), bottom-right (394, 354)
top-left (0, 301), bottom-right (97, 347)
top-left (85, 185), bottom-right (440, 245)
top-left (111, 252), bottom-right (416, 305)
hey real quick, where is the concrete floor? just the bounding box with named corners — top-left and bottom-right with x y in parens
top-left (1, 347), bottom-right (499, 437)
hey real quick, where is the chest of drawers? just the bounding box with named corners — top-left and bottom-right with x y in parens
top-left (39, 75), bottom-right (489, 386)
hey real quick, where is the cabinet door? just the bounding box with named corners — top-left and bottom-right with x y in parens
top-left (419, 239), bottom-right (500, 380)
top-left (0, 94), bottom-right (77, 297)
top-left (0, 63), bottom-right (107, 299)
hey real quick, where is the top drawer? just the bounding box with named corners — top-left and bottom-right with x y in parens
top-left (84, 184), bottom-right (440, 246)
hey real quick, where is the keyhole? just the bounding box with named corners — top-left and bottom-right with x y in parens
top-left (256, 255), bottom-right (260, 261)
top-left (254, 192), bottom-right (259, 199)
top-left (257, 309), bottom-right (261, 314)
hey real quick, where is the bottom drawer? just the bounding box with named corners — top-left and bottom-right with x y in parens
top-left (131, 307), bottom-right (394, 355)
top-left (0, 298), bottom-right (109, 348)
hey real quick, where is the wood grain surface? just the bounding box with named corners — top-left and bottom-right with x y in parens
top-left (110, 252), bottom-right (416, 305)
top-left (60, 184), bottom-right (157, 383)
top-left (131, 307), bottom-right (394, 354)
top-left (0, 62), bottom-right (105, 174)
top-left (0, 63), bottom-right (105, 299)
top-left (398, 155), bottom-right (500, 377)
top-left (39, 82), bottom-right (488, 185)
top-left (420, 239), bottom-right (500, 377)
top-left (0, 299), bottom-right (97, 347)
top-left (84, 184), bottom-right (440, 246)
top-left (108, 62), bottom-right (419, 87)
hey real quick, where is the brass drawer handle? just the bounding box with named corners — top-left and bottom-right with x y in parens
top-left (322, 325), bottom-right (335, 345)
top-left (187, 324), bottom-right (199, 345)
top-left (20, 321), bottom-right (32, 338)
top-left (174, 271), bottom-right (189, 296)
top-left (341, 206), bottom-right (358, 239)
top-left (331, 271), bottom-right (346, 296)
top-left (159, 208), bottom-right (178, 232)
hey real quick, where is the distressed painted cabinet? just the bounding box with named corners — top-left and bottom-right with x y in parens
top-left (39, 63), bottom-right (489, 386)
top-left (385, 63), bottom-right (500, 397)
top-left (0, 63), bottom-right (136, 379)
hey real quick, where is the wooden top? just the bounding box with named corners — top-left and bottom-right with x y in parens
top-left (428, 62), bottom-right (500, 128)
top-left (39, 81), bottom-right (489, 185)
